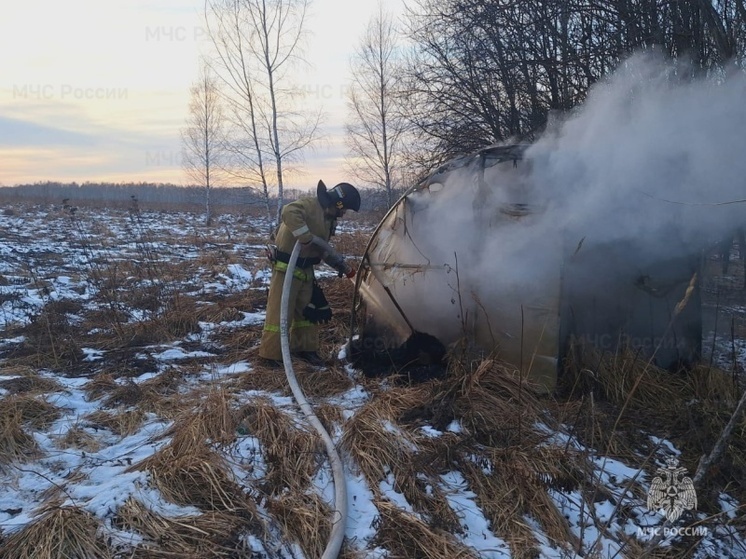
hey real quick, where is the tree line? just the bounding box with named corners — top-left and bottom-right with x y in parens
top-left (402, 0), bottom-right (746, 163)
top-left (0, 182), bottom-right (400, 214)
top-left (182, 0), bottom-right (746, 224)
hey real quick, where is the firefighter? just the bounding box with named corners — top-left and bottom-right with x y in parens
top-left (258, 180), bottom-right (361, 368)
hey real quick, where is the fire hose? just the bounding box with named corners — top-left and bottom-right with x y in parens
top-left (280, 240), bottom-right (347, 559)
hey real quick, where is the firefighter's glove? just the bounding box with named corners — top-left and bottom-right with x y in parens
top-left (325, 253), bottom-right (355, 278)
top-left (303, 282), bottom-right (332, 324)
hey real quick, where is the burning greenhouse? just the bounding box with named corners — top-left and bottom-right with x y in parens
top-left (348, 144), bottom-right (703, 392)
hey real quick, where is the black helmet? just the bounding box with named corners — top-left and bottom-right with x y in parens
top-left (317, 180), bottom-right (361, 212)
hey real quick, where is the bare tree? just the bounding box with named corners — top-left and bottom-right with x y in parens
top-left (401, 0), bottom-right (746, 162)
top-left (205, 0), bottom-right (321, 225)
top-left (345, 5), bottom-right (407, 208)
top-left (182, 63), bottom-right (225, 225)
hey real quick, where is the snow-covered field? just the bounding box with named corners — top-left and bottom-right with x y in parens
top-left (0, 202), bottom-right (744, 558)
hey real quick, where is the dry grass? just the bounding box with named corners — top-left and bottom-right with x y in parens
top-left (234, 358), bottom-right (355, 397)
top-left (373, 500), bottom-right (478, 559)
top-left (129, 387), bottom-right (257, 516)
top-left (238, 397), bottom-right (322, 495)
top-left (339, 356), bottom-right (592, 558)
top-left (451, 358), bottom-right (545, 447)
top-left (234, 365), bottom-right (289, 393)
top-left (196, 301), bottom-right (245, 324)
top-left (0, 394), bottom-right (61, 430)
top-left (267, 492), bottom-right (332, 558)
top-left (314, 402), bottom-right (345, 434)
top-left (339, 384), bottom-right (467, 529)
top-left (163, 387), bottom-right (238, 447)
top-left (120, 314), bottom-right (198, 348)
top-left (0, 503), bottom-right (112, 559)
top-left (139, 367), bottom-right (186, 396)
top-left (0, 366), bottom-right (63, 395)
top-left (461, 447), bottom-right (579, 559)
top-left (561, 338), bottom-right (686, 411)
top-left (684, 363), bottom-right (741, 406)
top-left (194, 289), bottom-right (265, 324)
top-left (86, 377), bottom-right (190, 424)
top-left (557, 339), bottom-right (746, 543)
top-left (84, 408), bottom-right (146, 437)
top-left (82, 373), bottom-right (119, 401)
top-left (219, 328), bottom-right (262, 363)
top-left (101, 380), bottom-right (144, 408)
top-left (55, 424), bottom-right (102, 452)
top-left (296, 366), bottom-right (355, 397)
top-left (127, 368), bottom-right (195, 419)
top-left (340, 385), bottom-right (429, 485)
top-left (0, 409), bottom-right (40, 465)
top-left (131, 440), bottom-right (256, 515)
top-left (115, 498), bottom-right (253, 558)
top-left (558, 341), bottom-right (695, 457)
top-left (5, 297), bottom-right (87, 372)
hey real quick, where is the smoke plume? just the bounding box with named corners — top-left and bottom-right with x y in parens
top-left (366, 52), bottom-right (746, 367)
top-left (527, 52), bottom-right (746, 260)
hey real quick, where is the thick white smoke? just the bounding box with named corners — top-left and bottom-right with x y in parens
top-left (366, 52), bottom-right (746, 375)
top-left (526, 52), bottom-right (746, 259)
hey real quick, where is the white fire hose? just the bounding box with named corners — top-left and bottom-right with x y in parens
top-left (280, 240), bottom-right (347, 559)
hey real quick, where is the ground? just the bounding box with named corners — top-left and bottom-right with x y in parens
top-left (0, 200), bottom-right (744, 558)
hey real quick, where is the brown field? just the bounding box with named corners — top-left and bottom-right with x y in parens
top-left (0, 199), bottom-right (743, 558)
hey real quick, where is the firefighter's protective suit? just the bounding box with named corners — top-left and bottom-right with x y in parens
top-left (258, 197), bottom-right (337, 361)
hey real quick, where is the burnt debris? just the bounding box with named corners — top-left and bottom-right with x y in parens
top-left (348, 331), bottom-right (448, 383)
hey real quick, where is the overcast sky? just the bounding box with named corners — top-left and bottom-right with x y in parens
top-left (0, 0), bottom-right (404, 188)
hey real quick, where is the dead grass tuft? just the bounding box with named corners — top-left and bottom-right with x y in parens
top-left (0, 503), bottom-right (112, 559)
top-left (139, 367), bottom-right (186, 396)
top-left (236, 366), bottom-right (289, 393)
top-left (0, 394), bottom-right (61, 430)
top-left (10, 300), bottom-right (86, 371)
top-left (56, 424), bottom-right (102, 452)
top-left (296, 366), bottom-right (354, 397)
top-left (163, 387), bottom-right (238, 448)
top-left (118, 297), bottom-right (202, 347)
top-left (157, 296), bottom-right (202, 338)
top-left (238, 397), bottom-right (322, 494)
top-left (685, 363), bottom-right (741, 405)
top-left (343, 358), bottom-right (587, 555)
top-left (560, 343), bottom-right (746, 487)
top-left (0, 410), bottom-right (39, 465)
top-left (338, 383), bottom-right (468, 528)
top-left (101, 380), bottom-right (144, 408)
top-left (216, 329), bottom-right (261, 364)
top-left (451, 359), bottom-right (545, 447)
top-left (115, 497), bottom-right (254, 558)
top-left (314, 402), bottom-right (344, 434)
top-left (0, 367), bottom-right (63, 395)
top-left (130, 441), bottom-right (256, 515)
top-left (82, 373), bottom-right (119, 401)
top-left (195, 301), bottom-right (245, 324)
top-left (374, 500), bottom-right (477, 558)
top-left (125, 368), bottom-right (195, 419)
top-left (461, 447), bottom-right (577, 559)
top-left (236, 359), bottom-right (354, 398)
top-left (340, 386), bottom-right (425, 485)
top-left (84, 408), bottom-right (146, 437)
top-left (267, 492), bottom-right (332, 558)
top-left (84, 369), bottom-right (187, 417)
top-left (560, 339), bottom-right (684, 411)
